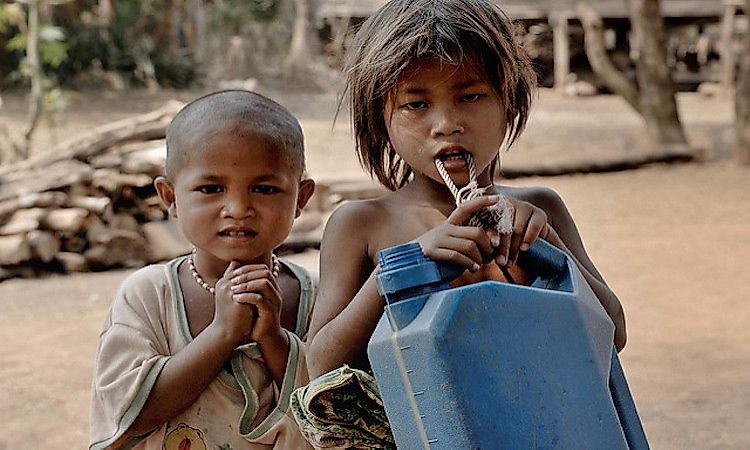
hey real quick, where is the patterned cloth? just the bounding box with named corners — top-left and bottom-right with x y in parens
top-left (291, 366), bottom-right (395, 449)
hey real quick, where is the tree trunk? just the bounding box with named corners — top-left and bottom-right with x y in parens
top-left (626, 0), bottom-right (687, 146)
top-left (98, 0), bottom-right (113, 26)
top-left (157, 0), bottom-right (181, 56)
top-left (187, 0), bottom-right (207, 66)
top-left (576, 2), bottom-right (641, 112)
top-left (24, 0), bottom-right (42, 157)
top-left (286, 0), bottom-right (319, 76)
top-left (737, 1), bottom-right (750, 164)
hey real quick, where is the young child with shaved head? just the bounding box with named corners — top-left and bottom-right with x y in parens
top-left (90, 90), bottom-right (316, 450)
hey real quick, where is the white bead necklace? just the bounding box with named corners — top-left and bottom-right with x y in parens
top-left (187, 249), bottom-right (280, 295)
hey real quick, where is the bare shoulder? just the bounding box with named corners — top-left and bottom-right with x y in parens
top-left (324, 197), bottom-right (392, 240)
top-left (322, 196), bottom-right (399, 258)
top-left (500, 185), bottom-right (568, 220)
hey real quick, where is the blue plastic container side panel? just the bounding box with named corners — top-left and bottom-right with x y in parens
top-left (369, 255), bottom-right (629, 449)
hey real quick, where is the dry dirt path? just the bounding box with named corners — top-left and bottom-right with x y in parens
top-left (1, 161), bottom-right (748, 449)
top-left (1, 88), bottom-right (747, 449)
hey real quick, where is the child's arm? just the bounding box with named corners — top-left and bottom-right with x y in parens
top-left (307, 196), bottom-right (500, 378)
top-left (127, 261), bottom-right (257, 436)
top-left (230, 263), bottom-right (291, 386)
top-left (522, 187), bottom-right (627, 351)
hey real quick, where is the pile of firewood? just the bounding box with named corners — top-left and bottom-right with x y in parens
top-left (0, 101), bottom-right (185, 280)
top-left (0, 101), bottom-right (387, 281)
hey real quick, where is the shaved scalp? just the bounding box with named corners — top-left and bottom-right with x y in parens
top-left (165, 90), bottom-right (305, 179)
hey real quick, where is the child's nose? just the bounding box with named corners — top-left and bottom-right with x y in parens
top-left (431, 106), bottom-right (465, 137)
top-left (221, 195), bottom-right (255, 219)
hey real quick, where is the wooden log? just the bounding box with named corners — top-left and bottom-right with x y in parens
top-left (56, 251), bottom-right (89, 272)
top-left (0, 159), bottom-right (93, 203)
top-left (121, 145), bottom-right (166, 177)
top-left (0, 191), bottom-right (112, 225)
top-left (0, 208), bottom-right (47, 236)
top-left (67, 195), bottom-right (112, 216)
top-left (43, 208), bottom-right (90, 233)
top-left (0, 192), bottom-right (66, 220)
top-left (84, 229), bottom-right (148, 268)
top-left (26, 230), bottom-right (59, 263)
top-left (142, 220), bottom-right (191, 262)
top-left (0, 234), bottom-right (32, 265)
top-left (108, 212), bottom-right (140, 232)
top-left (92, 169), bottom-right (153, 192)
top-left (0, 100), bottom-right (183, 179)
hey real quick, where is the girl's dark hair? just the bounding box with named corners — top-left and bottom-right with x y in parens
top-left (341, 0), bottom-right (536, 190)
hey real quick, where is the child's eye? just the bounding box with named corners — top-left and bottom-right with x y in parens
top-left (402, 101), bottom-right (427, 110)
top-left (460, 93), bottom-right (483, 103)
top-left (197, 185), bottom-right (223, 194)
top-left (252, 185), bottom-right (280, 195)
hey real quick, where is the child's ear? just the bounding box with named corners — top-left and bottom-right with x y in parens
top-left (295, 179), bottom-right (316, 218)
top-left (154, 176), bottom-right (178, 218)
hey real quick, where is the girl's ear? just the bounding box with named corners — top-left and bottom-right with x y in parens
top-left (154, 176), bottom-right (178, 218)
top-left (295, 179), bottom-right (316, 218)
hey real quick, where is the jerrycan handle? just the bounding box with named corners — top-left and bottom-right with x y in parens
top-left (376, 239), bottom-right (567, 304)
top-left (516, 238), bottom-right (568, 278)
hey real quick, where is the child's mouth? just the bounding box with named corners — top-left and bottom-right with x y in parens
top-left (219, 230), bottom-right (256, 238)
top-left (437, 150), bottom-right (470, 171)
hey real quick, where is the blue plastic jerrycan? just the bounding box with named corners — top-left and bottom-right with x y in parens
top-left (367, 239), bottom-right (649, 449)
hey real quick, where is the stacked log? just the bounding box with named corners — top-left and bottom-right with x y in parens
top-left (0, 100), bottom-right (387, 280)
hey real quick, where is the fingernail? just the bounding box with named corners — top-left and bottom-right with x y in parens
top-left (471, 263), bottom-right (480, 272)
top-left (520, 243), bottom-right (530, 251)
top-left (497, 255), bottom-right (506, 266)
top-left (487, 195), bottom-right (499, 202)
top-left (231, 285), bottom-right (238, 292)
top-left (491, 236), bottom-right (500, 247)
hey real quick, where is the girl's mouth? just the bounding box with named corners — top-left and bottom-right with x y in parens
top-left (437, 150), bottom-right (471, 171)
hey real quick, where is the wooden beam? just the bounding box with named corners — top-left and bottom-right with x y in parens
top-left (551, 11), bottom-right (571, 91)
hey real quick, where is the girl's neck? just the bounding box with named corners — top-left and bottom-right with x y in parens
top-left (404, 168), bottom-right (496, 216)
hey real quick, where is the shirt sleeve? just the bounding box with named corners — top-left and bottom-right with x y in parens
top-left (89, 266), bottom-right (172, 450)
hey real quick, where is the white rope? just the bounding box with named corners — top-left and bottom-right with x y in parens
top-left (434, 153), bottom-right (514, 236)
top-left (434, 153), bottom-right (483, 206)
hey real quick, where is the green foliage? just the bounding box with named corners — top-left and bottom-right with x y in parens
top-left (2, 0), bottom-right (198, 89)
top-left (6, 25), bottom-right (69, 68)
top-left (248, 0), bottom-right (282, 22)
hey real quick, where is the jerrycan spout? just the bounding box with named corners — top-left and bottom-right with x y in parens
top-left (376, 243), bottom-right (463, 330)
top-left (376, 240), bottom-right (567, 330)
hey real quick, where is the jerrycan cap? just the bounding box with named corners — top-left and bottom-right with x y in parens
top-left (376, 243), bottom-right (463, 302)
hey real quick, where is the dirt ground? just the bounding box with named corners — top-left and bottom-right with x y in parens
top-left (1, 87), bottom-right (748, 449)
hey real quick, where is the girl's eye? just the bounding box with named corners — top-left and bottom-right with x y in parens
top-left (252, 185), bottom-right (280, 195)
top-left (461, 93), bottom-right (483, 103)
top-left (198, 185), bottom-right (223, 194)
top-left (402, 101), bottom-right (427, 110)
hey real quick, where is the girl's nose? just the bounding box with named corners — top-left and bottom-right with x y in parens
top-left (431, 106), bottom-right (465, 137)
top-left (221, 195), bottom-right (255, 219)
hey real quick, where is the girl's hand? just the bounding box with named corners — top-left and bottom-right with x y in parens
top-left (415, 195), bottom-right (500, 272)
top-left (229, 264), bottom-right (285, 345)
top-left (213, 260), bottom-right (256, 345)
top-left (494, 198), bottom-right (550, 268)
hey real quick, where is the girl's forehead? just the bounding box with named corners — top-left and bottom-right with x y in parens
top-left (395, 58), bottom-right (485, 88)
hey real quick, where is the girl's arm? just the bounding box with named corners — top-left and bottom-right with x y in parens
top-left (525, 187), bottom-right (627, 351)
top-left (307, 202), bottom-right (385, 378)
top-left (308, 196), bottom-right (503, 378)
